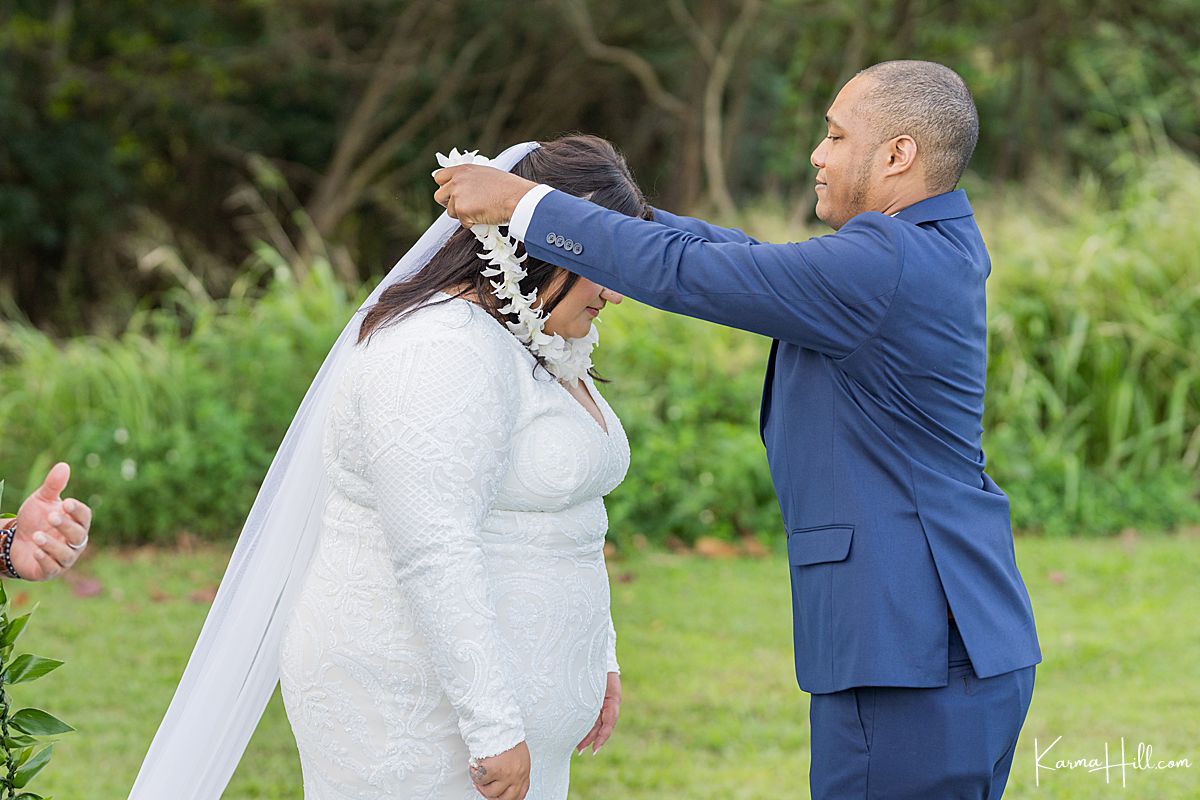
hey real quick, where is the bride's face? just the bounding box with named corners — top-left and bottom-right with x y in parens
top-left (542, 270), bottom-right (624, 340)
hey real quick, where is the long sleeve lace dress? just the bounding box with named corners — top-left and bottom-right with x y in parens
top-left (278, 293), bottom-right (630, 799)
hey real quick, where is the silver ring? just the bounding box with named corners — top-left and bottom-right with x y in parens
top-left (67, 534), bottom-right (89, 552)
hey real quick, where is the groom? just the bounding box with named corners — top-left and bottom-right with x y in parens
top-left (435, 60), bottom-right (1041, 798)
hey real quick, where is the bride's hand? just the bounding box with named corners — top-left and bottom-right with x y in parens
top-left (577, 672), bottom-right (621, 755)
top-left (470, 740), bottom-right (530, 800)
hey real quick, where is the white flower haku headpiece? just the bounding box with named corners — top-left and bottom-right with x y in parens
top-left (435, 148), bottom-right (598, 383)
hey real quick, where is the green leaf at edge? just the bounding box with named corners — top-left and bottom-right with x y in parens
top-left (13, 744), bottom-right (53, 789)
top-left (13, 744), bottom-right (33, 767)
top-left (4, 732), bottom-right (38, 748)
top-left (2, 607), bottom-right (37, 649)
top-left (10, 709), bottom-right (74, 737)
top-left (4, 654), bottom-right (64, 686)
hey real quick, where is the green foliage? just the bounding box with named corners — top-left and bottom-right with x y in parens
top-left (0, 576), bottom-right (73, 800)
top-left (599, 306), bottom-right (779, 546)
top-left (4, 0), bottom-right (1200, 332)
top-left (0, 260), bottom-right (361, 545)
top-left (2, 158), bottom-right (1198, 543)
top-left (981, 153), bottom-right (1200, 535)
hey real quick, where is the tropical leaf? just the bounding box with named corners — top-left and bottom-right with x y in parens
top-left (4, 732), bottom-right (37, 749)
top-left (13, 744), bottom-right (53, 789)
top-left (1, 608), bottom-right (36, 649)
top-left (9, 709), bottom-right (74, 737)
top-left (4, 655), bottom-right (64, 686)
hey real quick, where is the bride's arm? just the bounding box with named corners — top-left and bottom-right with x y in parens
top-left (358, 329), bottom-right (525, 760)
top-left (601, 522), bottom-right (620, 674)
top-left (605, 614), bottom-right (620, 675)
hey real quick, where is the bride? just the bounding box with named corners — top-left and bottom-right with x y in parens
top-left (129, 136), bottom-right (650, 800)
top-left (280, 135), bottom-right (647, 799)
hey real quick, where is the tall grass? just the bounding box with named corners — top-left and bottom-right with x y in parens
top-left (0, 157), bottom-right (1196, 543)
top-left (980, 153), bottom-right (1200, 534)
top-left (0, 261), bottom-right (360, 543)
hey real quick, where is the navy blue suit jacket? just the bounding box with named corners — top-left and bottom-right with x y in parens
top-left (521, 188), bottom-right (1041, 693)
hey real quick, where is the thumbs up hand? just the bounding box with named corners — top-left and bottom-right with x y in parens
top-left (8, 462), bottom-right (93, 581)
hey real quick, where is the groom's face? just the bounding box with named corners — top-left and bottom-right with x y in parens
top-left (810, 76), bottom-right (884, 230)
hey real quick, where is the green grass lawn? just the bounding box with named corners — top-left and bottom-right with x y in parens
top-left (8, 533), bottom-right (1199, 799)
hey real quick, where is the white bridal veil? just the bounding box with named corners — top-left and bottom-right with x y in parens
top-left (128, 141), bottom-right (541, 799)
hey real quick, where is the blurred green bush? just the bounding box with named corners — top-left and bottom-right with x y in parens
top-left (980, 153), bottom-right (1200, 535)
top-left (0, 258), bottom-right (362, 543)
top-left (1, 158), bottom-right (1197, 544)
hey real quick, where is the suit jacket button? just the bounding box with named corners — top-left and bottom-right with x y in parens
top-left (572, 242), bottom-right (584, 255)
top-left (564, 238), bottom-right (574, 250)
top-left (554, 235), bottom-right (566, 248)
top-left (545, 232), bottom-right (556, 245)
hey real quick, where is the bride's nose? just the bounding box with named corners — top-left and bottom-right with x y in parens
top-left (600, 287), bottom-right (624, 304)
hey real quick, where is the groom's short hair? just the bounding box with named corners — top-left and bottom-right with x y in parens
top-left (855, 60), bottom-right (979, 193)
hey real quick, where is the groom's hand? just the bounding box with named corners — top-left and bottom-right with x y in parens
top-left (433, 165), bottom-right (538, 227)
top-left (470, 739), bottom-right (530, 800)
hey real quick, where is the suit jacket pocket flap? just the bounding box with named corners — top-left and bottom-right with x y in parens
top-left (787, 524), bottom-right (854, 565)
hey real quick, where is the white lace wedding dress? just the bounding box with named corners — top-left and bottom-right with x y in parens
top-left (278, 293), bottom-right (630, 799)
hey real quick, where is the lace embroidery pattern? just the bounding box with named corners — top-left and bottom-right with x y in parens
top-left (279, 297), bottom-right (629, 799)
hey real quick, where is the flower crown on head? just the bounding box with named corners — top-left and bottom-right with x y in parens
top-left (434, 148), bottom-right (598, 383)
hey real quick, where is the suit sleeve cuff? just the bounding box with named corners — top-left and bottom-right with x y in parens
top-left (508, 183), bottom-right (555, 242)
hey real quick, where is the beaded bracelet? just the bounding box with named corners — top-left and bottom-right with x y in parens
top-left (1, 523), bottom-right (22, 580)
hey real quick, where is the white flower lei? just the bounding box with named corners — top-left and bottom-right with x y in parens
top-left (435, 148), bottom-right (598, 383)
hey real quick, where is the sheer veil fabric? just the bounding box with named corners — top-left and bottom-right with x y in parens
top-left (128, 141), bottom-right (541, 800)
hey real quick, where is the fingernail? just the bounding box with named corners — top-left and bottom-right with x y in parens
top-left (49, 513), bottom-right (62, 525)
top-left (34, 532), bottom-right (48, 545)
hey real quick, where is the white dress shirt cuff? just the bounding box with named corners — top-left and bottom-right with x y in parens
top-left (508, 183), bottom-right (554, 242)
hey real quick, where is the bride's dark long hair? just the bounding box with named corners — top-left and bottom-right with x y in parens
top-left (358, 135), bottom-right (652, 349)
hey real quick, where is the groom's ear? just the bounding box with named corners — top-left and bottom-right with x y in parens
top-left (884, 135), bottom-right (919, 176)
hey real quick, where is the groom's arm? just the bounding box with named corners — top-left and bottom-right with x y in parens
top-left (511, 186), bottom-right (760, 245)
top-left (648, 207), bottom-right (761, 245)
top-left (511, 188), bottom-right (903, 358)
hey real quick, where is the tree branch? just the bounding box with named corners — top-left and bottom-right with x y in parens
top-left (559, 0), bottom-right (688, 117)
top-left (308, 0), bottom-right (436, 233)
top-left (666, 0), bottom-right (717, 64)
top-left (480, 51), bottom-right (538, 152)
top-left (313, 29), bottom-right (492, 234)
top-left (702, 0), bottom-right (762, 217)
